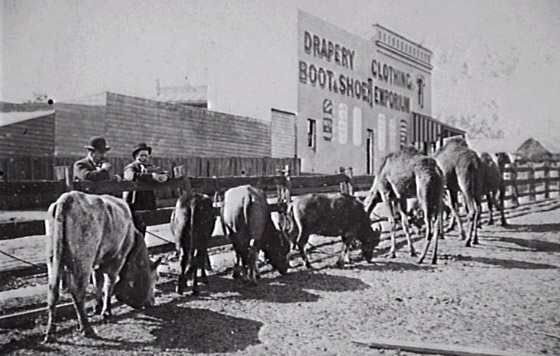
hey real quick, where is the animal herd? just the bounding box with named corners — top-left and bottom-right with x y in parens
top-left (42, 137), bottom-right (514, 343)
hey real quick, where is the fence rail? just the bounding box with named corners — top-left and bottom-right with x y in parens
top-left (0, 161), bottom-right (559, 277)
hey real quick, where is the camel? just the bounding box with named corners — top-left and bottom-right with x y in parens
top-left (480, 152), bottom-right (507, 226)
top-left (433, 137), bottom-right (483, 247)
top-left (363, 146), bottom-right (444, 264)
top-left (496, 152), bottom-right (519, 207)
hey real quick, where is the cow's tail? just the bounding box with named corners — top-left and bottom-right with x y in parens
top-left (46, 196), bottom-right (67, 300)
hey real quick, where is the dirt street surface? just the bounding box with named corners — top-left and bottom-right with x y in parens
top-left (1, 199), bottom-right (559, 356)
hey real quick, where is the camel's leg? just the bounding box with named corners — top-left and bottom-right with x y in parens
top-left (465, 198), bottom-right (480, 247)
top-left (499, 186), bottom-right (507, 226)
top-left (448, 191), bottom-right (466, 240)
top-left (487, 192), bottom-right (494, 225)
top-left (397, 199), bottom-right (416, 257)
top-left (383, 200), bottom-right (398, 259)
top-left (430, 217), bottom-right (440, 265)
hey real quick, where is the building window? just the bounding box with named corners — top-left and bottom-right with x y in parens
top-left (307, 118), bottom-right (316, 150)
top-left (417, 76), bottom-right (425, 109)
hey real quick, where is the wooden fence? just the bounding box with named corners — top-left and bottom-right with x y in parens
top-left (0, 156), bottom-right (301, 182)
top-left (0, 161), bottom-right (559, 277)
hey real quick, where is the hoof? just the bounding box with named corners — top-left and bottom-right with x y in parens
top-left (192, 289), bottom-right (200, 296)
top-left (83, 327), bottom-right (97, 338)
top-left (176, 286), bottom-right (184, 295)
top-left (335, 260), bottom-right (345, 269)
top-left (383, 252), bottom-right (396, 259)
top-left (42, 334), bottom-right (53, 344)
top-left (410, 251), bottom-right (417, 257)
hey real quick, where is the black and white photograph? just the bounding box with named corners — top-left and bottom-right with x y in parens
top-left (1, 1), bottom-right (559, 355)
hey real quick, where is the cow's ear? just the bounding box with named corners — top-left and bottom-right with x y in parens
top-left (151, 257), bottom-right (163, 269)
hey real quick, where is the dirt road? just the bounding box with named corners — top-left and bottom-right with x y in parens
top-left (1, 199), bottom-right (559, 355)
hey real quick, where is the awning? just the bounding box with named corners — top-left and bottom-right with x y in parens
top-left (412, 113), bottom-right (441, 143)
top-left (412, 113), bottom-right (465, 143)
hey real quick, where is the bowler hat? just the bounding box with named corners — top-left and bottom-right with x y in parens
top-left (132, 143), bottom-right (152, 157)
top-left (85, 136), bottom-right (111, 152)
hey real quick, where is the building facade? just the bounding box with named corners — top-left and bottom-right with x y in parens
top-left (295, 11), bottom-right (463, 174)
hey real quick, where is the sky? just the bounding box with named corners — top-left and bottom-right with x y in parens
top-left (1, 0), bottom-right (560, 142)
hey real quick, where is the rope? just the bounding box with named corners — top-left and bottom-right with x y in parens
top-left (145, 229), bottom-right (175, 245)
top-left (0, 248), bottom-right (46, 271)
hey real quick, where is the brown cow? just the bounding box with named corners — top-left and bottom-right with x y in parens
top-left (43, 191), bottom-right (161, 343)
top-left (289, 193), bottom-right (381, 268)
top-left (221, 185), bottom-right (290, 285)
top-left (170, 193), bottom-right (215, 295)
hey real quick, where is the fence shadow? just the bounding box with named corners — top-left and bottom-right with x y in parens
top-left (453, 255), bottom-right (558, 270)
top-left (504, 223), bottom-right (560, 234)
top-left (498, 236), bottom-right (560, 253)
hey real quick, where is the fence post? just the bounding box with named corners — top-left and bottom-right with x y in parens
top-left (173, 165), bottom-right (191, 197)
top-left (54, 166), bottom-right (73, 192)
top-left (544, 162), bottom-right (550, 199)
top-left (528, 164), bottom-right (536, 202)
top-left (339, 167), bottom-right (349, 194)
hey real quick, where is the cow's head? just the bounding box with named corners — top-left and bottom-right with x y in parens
top-left (262, 219), bottom-right (291, 275)
top-left (359, 223), bottom-right (381, 263)
top-left (114, 231), bottom-right (162, 308)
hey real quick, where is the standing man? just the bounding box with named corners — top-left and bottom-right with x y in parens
top-left (73, 136), bottom-right (115, 181)
top-left (123, 143), bottom-right (169, 234)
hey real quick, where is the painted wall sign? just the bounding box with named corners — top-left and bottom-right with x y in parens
top-left (337, 103), bottom-right (348, 145)
top-left (323, 99), bottom-right (333, 141)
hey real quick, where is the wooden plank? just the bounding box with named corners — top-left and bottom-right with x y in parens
top-left (290, 174), bottom-right (349, 188)
top-left (352, 338), bottom-right (534, 356)
top-left (0, 220), bottom-right (45, 240)
top-left (74, 176), bottom-right (190, 195)
top-left (0, 181), bottom-right (65, 196)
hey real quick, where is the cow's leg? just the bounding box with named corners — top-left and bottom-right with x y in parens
top-left (176, 248), bottom-right (188, 295)
top-left (198, 248), bottom-right (210, 285)
top-left (232, 252), bottom-right (244, 280)
top-left (43, 259), bottom-right (62, 343)
top-left (69, 272), bottom-right (96, 338)
top-left (246, 239), bottom-right (259, 285)
top-left (296, 231), bottom-right (312, 268)
top-left (101, 273), bottom-right (117, 320)
top-left (91, 269), bottom-right (104, 315)
top-left (336, 237), bottom-right (351, 268)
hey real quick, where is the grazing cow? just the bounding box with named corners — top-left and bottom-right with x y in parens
top-left (43, 191), bottom-right (160, 343)
top-left (363, 147), bottom-right (444, 264)
top-left (170, 193), bottom-right (215, 295)
top-left (480, 152), bottom-right (507, 226)
top-left (221, 185), bottom-right (290, 285)
top-left (434, 137), bottom-right (483, 247)
top-left (289, 193), bottom-right (381, 268)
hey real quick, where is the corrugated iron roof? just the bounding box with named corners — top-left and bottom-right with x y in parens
top-left (0, 110), bottom-right (55, 127)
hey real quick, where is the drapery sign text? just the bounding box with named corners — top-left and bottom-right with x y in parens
top-left (299, 30), bottom-right (412, 113)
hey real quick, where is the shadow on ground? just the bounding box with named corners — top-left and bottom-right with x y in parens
top-left (504, 223), bottom-right (560, 234)
top-left (441, 254), bottom-right (558, 270)
top-left (159, 268), bottom-right (371, 304)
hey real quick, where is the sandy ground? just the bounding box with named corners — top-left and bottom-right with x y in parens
top-left (0, 199), bottom-right (559, 356)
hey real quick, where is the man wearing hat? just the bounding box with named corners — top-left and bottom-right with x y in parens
top-left (123, 143), bottom-right (169, 232)
top-left (73, 136), bottom-right (115, 181)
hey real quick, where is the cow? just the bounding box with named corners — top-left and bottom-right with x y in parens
top-left (43, 191), bottom-right (161, 343)
top-left (220, 185), bottom-right (290, 285)
top-left (288, 193), bottom-right (381, 268)
top-left (170, 193), bottom-right (215, 295)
